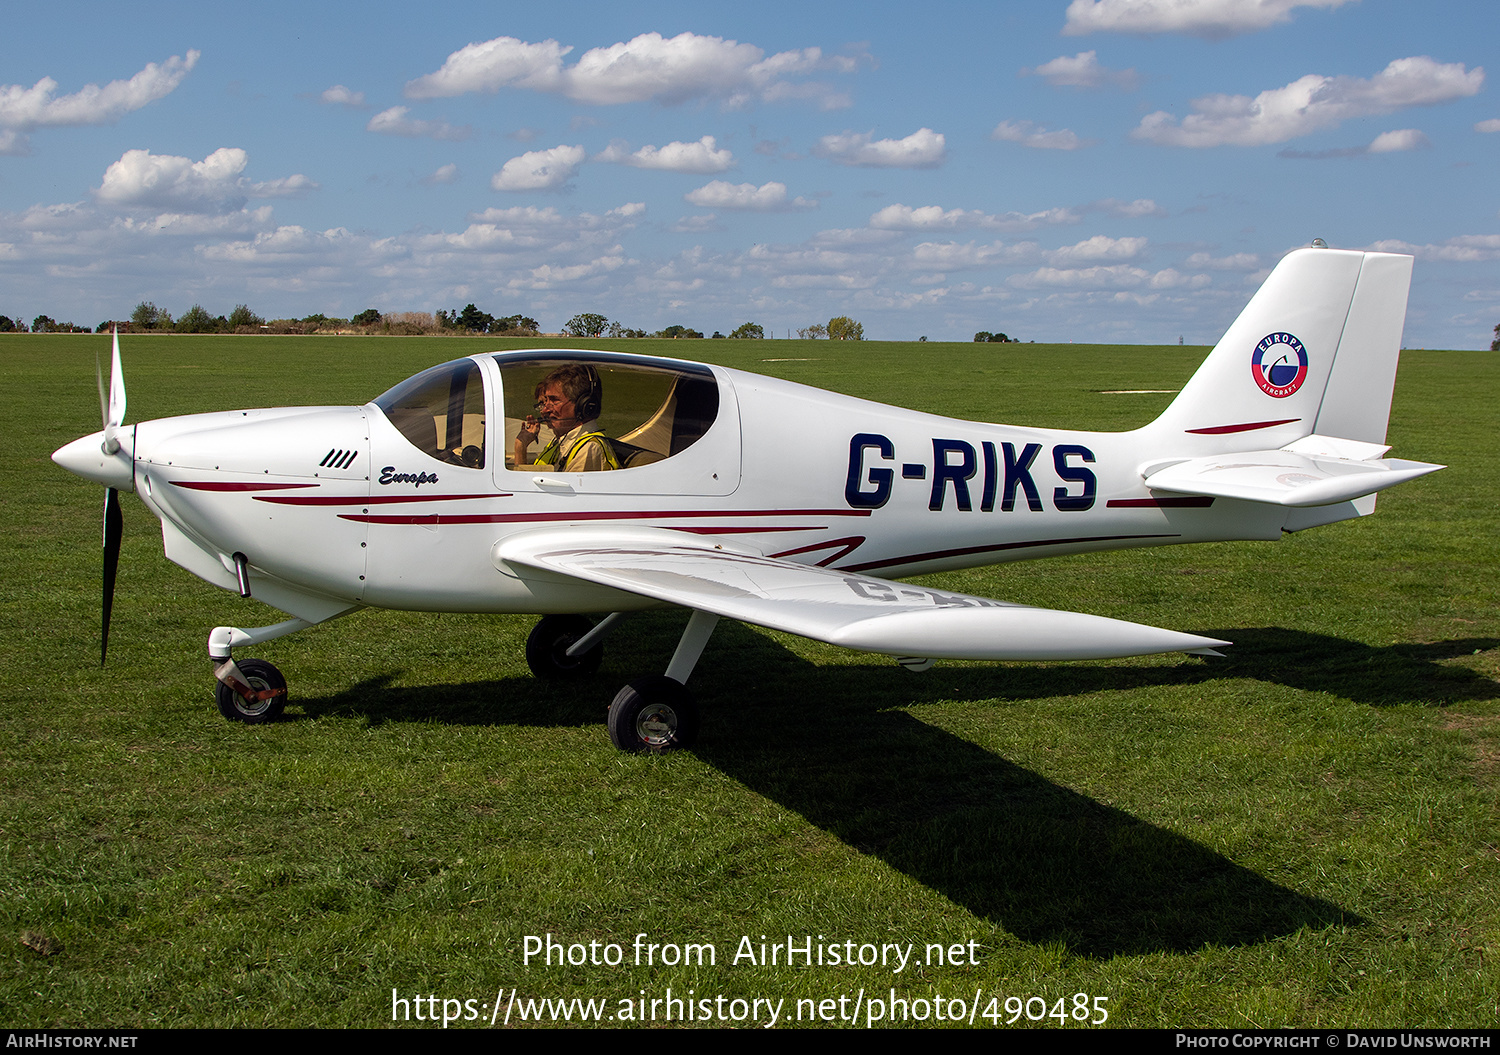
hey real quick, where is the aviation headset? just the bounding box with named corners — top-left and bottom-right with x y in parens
top-left (573, 364), bottom-right (603, 421)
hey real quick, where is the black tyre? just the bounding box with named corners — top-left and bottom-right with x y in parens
top-left (607, 676), bottom-right (699, 753)
top-left (525, 615), bottom-right (603, 679)
top-left (215, 658), bottom-right (287, 724)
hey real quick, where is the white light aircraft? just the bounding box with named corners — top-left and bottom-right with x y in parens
top-left (54, 246), bottom-right (1442, 751)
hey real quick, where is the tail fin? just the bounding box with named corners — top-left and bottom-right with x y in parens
top-left (1148, 247), bottom-right (1413, 448)
top-left (1137, 247), bottom-right (1439, 526)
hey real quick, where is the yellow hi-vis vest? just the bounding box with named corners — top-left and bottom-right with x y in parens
top-left (535, 430), bottom-right (621, 471)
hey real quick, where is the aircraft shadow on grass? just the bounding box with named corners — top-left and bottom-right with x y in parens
top-left (292, 615), bottom-right (1500, 958)
top-left (1190, 628), bottom-right (1500, 707)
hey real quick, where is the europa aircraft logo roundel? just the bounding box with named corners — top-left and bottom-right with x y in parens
top-left (1251, 332), bottom-right (1308, 398)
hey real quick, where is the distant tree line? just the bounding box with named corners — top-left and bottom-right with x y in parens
top-left (436, 304), bottom-right (539, 334)
top-left (121, 301), bottom-right (270, 333)
top-left (123, 301), bottom-right (404, 335)
top-left (797, 316), bottom-right (864, 340)
top-left (561, 314), bottom-right (774, 340)
top-left (94, 301), bottom-right (542, 336)
top-left (1, 301), bottom-right (891, 342)
top-left (0, 315), bottom-right (93, 333)
top-left (974, 331), bottom-right (1019, 343)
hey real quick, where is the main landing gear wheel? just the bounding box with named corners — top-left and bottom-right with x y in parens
top-left (526, 615), bottom-right (603, 679)
top-left (608, 676), bottom-right (699, 753)
top-left (215, 657), bottom-right (287, 724)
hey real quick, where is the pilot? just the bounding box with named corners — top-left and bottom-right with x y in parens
top-left (513, 364), bottom-right (621, 472)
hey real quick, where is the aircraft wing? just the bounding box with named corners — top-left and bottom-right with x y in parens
top-left (495, 526), bottom-right (1229, 661)
top-left (1143, 434), bottom-right (1443, 508)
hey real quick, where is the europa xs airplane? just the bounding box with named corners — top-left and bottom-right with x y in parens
top-left (54, 246), bottom-right (1442, 751)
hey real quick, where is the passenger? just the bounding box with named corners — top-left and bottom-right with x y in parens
top-left (513, 364), bottom-right (621, 472)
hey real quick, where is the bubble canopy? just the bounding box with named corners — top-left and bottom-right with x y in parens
top-left (371, 353), bottom-right (722, 474)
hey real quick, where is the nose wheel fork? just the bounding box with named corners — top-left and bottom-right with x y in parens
top-left (208, 617), bottom-right (311, 724)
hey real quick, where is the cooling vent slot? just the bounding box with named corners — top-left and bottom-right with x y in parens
top-left (319, 448), bottom-right (359, 470)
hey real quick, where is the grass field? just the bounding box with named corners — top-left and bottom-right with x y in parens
top-left (2, 333), bottom-right (1496, 1029)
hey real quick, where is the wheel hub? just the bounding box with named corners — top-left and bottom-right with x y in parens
top-left (636, 703), bottom-right (678, 747)
top-left (238, 678), bottom-right (275, 716)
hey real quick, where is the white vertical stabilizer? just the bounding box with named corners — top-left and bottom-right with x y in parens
top-left (1146, 248), bottom-right (1412, 452)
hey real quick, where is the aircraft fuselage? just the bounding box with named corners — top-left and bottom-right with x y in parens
top-left (62, 349), bottom-right (1307, 629)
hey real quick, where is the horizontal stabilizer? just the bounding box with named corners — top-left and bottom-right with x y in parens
top-left (497, 526), bottom-right (1230, 662)
top-left (1143, 435), bottom-right (1442, 508)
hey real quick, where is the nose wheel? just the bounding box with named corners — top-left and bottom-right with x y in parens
top-left (214, 657), bottom-right (287, 724)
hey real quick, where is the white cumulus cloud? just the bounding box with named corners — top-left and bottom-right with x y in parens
top-left (1063, 0), bottom-right (1356, 40)
top-left (491, 145), bottom-right (586, 191)
top-left (869, 205), bottom-right (988, 230)
top-left (319, 85), bottom-right (366, 107)
top-left (199, 225), bottom-right (365, 264)
top-left (1135, 56), bottom-right (1483, 147)
top-left (1045, 235), bottom-right (1148, 265)
top-left (95, 148), bottom-right (316, 213)
top-left (1477, 118), bottom-right (1500, 133)
top-left (684, 180), bottom-right (815, 211)
top-left (405, 37), bottom-right (572, 98)
top-left (367, 106), bottom-right (470, 140)
top-left (1368, 128), bottom-right (1431, 152)
top-left (1026, 51), bottom-right (1139, 90)
top-left (115, 207), bottom-right (278, 239)
top-left (1279, 127), bottom-right (1432, 159)
top-left (0, 51), bottom-right (199, 153)
top-left (249, 174), bottom-right (319, 198)
top-left (1009, 265), bottom-right (1152, 289)
top-left (595, 135), bottom-right (734, 173)
top-left (870, 203), bottom-right (1085, 232)
top-left (910, 240), bottom-right (1032, 271)
top-left (1187, 251), bottom-right (1260, 270)
top-left (0, 51), bottom-right (198, 129)
top-left (671, 214), bottom-right (723, 233)
top-left (814, 128), bottom-right (946, 168)
top-left (405, 32), bottom-right (854, 110)
top-left (991, 120), bottom-right (1093, 150)
top-left (509, 253), bottom-right (631, 290)
top-left (1148, 268), bottom-right (1213, 289)
top-left (1364, 235), bottom-right (1500, 262)
top-left (411, 203), bottom-right (643, 269)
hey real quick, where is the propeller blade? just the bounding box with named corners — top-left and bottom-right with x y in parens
top-left (102, 487), bottom-right (122, 665)
top-left (108, 328), bottom-right (126, 428)
top-left (102, 328), bottom-right (126, 454)
top-left (96, 347), bottom-right (109, 431)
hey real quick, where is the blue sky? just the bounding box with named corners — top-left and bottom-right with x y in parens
top-left (2, 0), bottom-right (1496, 346)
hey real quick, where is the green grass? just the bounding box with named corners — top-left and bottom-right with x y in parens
top-left (1, 333), bottom-right (1497, 1028)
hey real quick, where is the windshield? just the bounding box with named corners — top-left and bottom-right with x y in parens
top-left (373, 359), bottom-right (486, 468)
